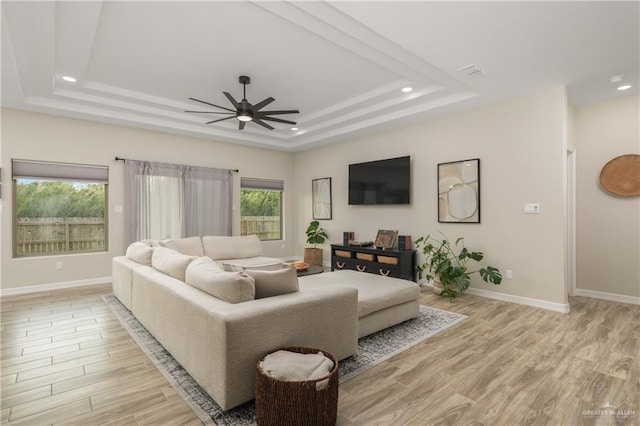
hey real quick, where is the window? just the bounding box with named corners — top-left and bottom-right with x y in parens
top-left (240, 178), bottom-right (283, 241)
top-left (12, 159), bottom-right (109, 257)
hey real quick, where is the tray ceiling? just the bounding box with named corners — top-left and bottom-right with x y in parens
top-left (2, 1), bottom-right (638, 151)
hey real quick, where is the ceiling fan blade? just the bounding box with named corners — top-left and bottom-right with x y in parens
top-left (185, 111), bottom-right (235, 114)
top-left (239, 120), bottom-right (246, 130)
top-left (188, 97), bottom-right (236, 113)
top-left (252, 97), bottom-right (275, 111)
top-left (252, 118), bottom-right (274, 130)
top-left (205, 116), bottom-right (236, 125)
top-left (259, 116), bottom-right (297, 125)
top-left (223, 92), bottom-right (239, 109)
top-left (256, 109), bottom-right (300, 115)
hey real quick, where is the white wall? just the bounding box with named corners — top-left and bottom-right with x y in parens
top-left (294, 87), bottom-right (570, 309)
top-left (1, 108), bottom-right (294, 291)
top-left (574, 94), bottom-right (640, 301)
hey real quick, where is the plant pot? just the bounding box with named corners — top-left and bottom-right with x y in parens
top-left (432, 279), bottom-right (459, 296)
top-left (304, 247), bottom-right (323, 266)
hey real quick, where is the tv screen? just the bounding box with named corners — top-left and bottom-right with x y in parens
top-left (349, 156), bottom-right (410, 205)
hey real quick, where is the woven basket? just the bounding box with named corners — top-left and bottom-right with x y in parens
top-left (256, 347), bottom-right (339, 426)
top-left (377, 255), bottom-right (398, 265)
top-left (356, 253), bottom-right (374, 261)
top-left (334, 250), bottom-right (352, 258)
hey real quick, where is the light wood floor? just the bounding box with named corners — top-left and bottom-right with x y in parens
top-left (1, 284), bottom-right (638, 425)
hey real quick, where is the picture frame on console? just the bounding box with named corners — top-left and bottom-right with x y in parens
top-left (438, 158), bottom-right (480, 223)
top-left (374, 229), bottom-right (398, 250)
top-left (312, 177), bottom-right (332, 220)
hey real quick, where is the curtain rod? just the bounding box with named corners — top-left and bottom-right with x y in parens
top-left (114, 156), bottom-right (238, 173)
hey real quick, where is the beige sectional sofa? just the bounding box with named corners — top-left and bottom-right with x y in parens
top-left (112, 234), bottom-right (420, 411)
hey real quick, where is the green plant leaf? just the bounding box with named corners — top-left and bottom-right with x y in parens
top-left (459, 247), bottom-right (469, 260)
top-left (480, 266), bottom-right (503, 284)
top-left (441, 285), bottom-right (458, 300)
top-left (435, 259), bottom-right (452, 275)
top-left (454, 275), bottom-right (470, 291)
top-left (468, 251), bottom-right (484, 261)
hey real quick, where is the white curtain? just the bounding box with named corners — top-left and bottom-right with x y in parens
top-left (125, 160), bottom-right (232, 244)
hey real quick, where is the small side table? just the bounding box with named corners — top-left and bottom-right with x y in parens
top-left (255, 347), bottom-right (338, 426)
top-left (297, 265), bottom-right (324, 277)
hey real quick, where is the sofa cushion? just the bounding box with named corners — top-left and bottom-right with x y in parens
top-left (125, 242), bottom-right (154, 266)
top-left (151, 247), bottom-right (196, 281)
top-left (173, 236), bottom-right (205, 257)
top-left (245, 267), bottom-right (299, 299)
top-left (185, 257), bottom-right (255, 303)
top-left (203, 235), bottom-right (262, 260)
top-left (298, 270), bottom-right (420, 318)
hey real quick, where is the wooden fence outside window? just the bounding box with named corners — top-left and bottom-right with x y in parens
top-left (16, 217), bottom-right (106, 256)
top-left (240, 216), bottom-right (281, 241)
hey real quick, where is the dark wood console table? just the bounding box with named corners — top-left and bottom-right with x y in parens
top-left (330, 244), bottom-right (416, 282)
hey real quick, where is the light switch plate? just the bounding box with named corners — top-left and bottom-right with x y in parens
top-left (524, 203), bottom-right (540, 214)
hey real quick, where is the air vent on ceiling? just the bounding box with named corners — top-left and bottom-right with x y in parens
top-left (457, 63), bottom-right (485, 78)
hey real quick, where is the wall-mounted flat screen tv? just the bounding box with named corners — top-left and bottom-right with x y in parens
top-left (349, 156), bottom-right (410, 205)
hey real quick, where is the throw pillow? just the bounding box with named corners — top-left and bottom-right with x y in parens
top-left (151, 247), bottom-right (196, 281)
top-left (223, 263), bottom-right (244, 272)
top-left (125, 242), bottom-right (154, 266)
top-left (157, 236), bottom-right (178, 250)
top-left (185, 257), bottom-right (255, 303)
top-left (245, 267), bottom-right (299, 299)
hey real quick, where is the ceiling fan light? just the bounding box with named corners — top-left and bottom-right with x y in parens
top-left (237, 112), bottom-right (253, 122)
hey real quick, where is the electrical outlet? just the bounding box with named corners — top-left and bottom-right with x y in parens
top-left (505, 269), bottom-right (513, 279)
top-left (56, 261), bottom-right (63, 270)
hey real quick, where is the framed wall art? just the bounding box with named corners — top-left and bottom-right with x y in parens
top-left (312, 177), bottom-right (332, 220)
top-left (438, 158), bottom-right (480, 223)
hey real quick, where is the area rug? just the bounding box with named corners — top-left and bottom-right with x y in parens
top-left (102, 295), bottom-right (466, 425)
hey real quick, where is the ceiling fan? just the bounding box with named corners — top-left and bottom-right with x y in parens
top-left (186, 75), bottom-right (299, 130)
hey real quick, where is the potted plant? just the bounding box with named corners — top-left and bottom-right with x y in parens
top-left (304, 220), bottom-right (328, 266)
top-left (415, 233), bottom-right (502, 300)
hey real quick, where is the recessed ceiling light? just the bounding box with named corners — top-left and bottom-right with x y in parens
top-left (61, 75), bottom-right (77, 83)
top-left (609, 75), bottom-right (632, 91)
top-left (401, 87), bottom-right (413, 93)
top-left (290, 127), bottom-right (299, 131)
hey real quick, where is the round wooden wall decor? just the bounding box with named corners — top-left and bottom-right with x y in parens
top-left (599, 154), bottom-right (640, 197)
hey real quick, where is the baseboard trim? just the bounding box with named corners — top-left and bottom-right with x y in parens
top-left (573, 288), bottom-right (640, 305)
top-left (0, 277), bottom-right (112, 297)
top-left (464, 288), bottom-right (571, 313)
top-left (419, 281), bottom-right (570, 313)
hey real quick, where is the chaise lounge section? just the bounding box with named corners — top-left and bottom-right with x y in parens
top-left (299, 269), bottom-right (420, 338)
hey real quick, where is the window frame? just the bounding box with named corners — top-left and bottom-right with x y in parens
top-left (12, 159), bottom-right (109, 258)
top-left (240, 178), bottom-right (284, 242)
